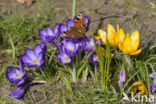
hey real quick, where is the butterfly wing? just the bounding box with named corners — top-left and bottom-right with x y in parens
top-left (60, 28), bottom-right (84, 38)
top-left (74, 14), bottom-right (87, 33)
top-left (60, 13), bottom-right (87, 38)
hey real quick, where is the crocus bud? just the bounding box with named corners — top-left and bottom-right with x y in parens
top-left (118, 70), bottom-right (126, 87)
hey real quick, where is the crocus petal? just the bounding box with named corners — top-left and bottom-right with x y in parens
top-left (19, 60), bottom-right (25, 73)
top-left (131, 30), bottom-right (140, 52)
top-left (27, 63), bottom-right (38, 68)
top-left (41, 42), bottom-right (47, 52)
top-left (34, 44), bottom-right (42, 56)
top-left (39, 29), bottom-right (47, 36)
top-left (150, 72), bottom-right (156, 79)
top-left (10, 82), bottom-right (33, 99)
top-left (67, 19), bottom-right (74, 29)
top-left (39, 30), bottom-right (47, 42)
top-left (25, 48), bottom-right (36, 60)
top-left (118, 29), bottom-right (125, 42)
top-left (39, 29), bottom-right (56, 43)
top-left (38, 60), bottom-right (45, 67)
top-left (118, 80), bottom-right (123, 87)
top-left (17, 71), bottom-right (27, 87)
top-left (129, 48), bottom-right (142, 55)
top-left (98, 29), bottom-right (106, 45)
top-left (120, 70), bottom-right (126, 83)
top-left (46, 26), bottom-right (55, 37)
top-left (60, 24), bottom-right (68, 33)
top-left (107, 24), bottom-right (116, 33)
top-left (17, 78), bottom-right (25, 87)
top-left (6, 71), bottom-right (21, 83)
top-left (75, 42), bottom-right (82, 53)
top-left (54, 23), bottom-right (60, 34)
top-left (107, 24), bottom-right (116, 45)
top-left (73, 16), bottom-right (77, 21)
top-left (8, 67), bottom-right (19, 72)
top-left (85, 16), bottom-right (90, 25)
top-left (132, 80), bottom-right (143, 86)
top-left (118, 70), bottom-right (126, 87)
top-left (151, 79), bottom-right (156, 94)
top-left (21, 54), bottom-right (33, 64)
top-left (84, 16), bottom-right (90, 31)
top-left (10, 87), bottom-right (25, 99)
top-left (54, 23), bottom-right (60, 39)
top-left (45, 36), bottom-right (55, 43)
top-left (37, 52), bottom-right (44, 61)
top-left (131, 80), bottom-right (148, 96)
top-left (114, 28), bottom-right (125, 46)
top-left (119, 33), bottom-right (132, 54)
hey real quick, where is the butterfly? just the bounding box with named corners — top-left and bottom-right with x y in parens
top-left (60, 13), bottom-right (89, 38)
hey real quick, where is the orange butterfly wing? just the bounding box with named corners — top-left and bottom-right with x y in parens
top-left (60, 13), bottom-right (87, 38)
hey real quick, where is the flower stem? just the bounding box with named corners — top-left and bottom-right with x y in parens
top-left (72, 65), bottom-right (76, 83)
top-left (94, 65), bottom-right (97, 80)
top-left (72, 0), bottom-right (76, 18)
top-left (83, 67), bottom-right (88, 82)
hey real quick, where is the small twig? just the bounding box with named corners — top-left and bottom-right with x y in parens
top-left (33, 80), bottom-right (47, 84)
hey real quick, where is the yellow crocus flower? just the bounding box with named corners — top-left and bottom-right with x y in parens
top-left (95, 47), bottom-right (114, 57)
top-left (131, 80), bottom-right (148, 96)
top-left (95, 24), bottom-right (125, 47)
top-left (119, 30), bottom-right (142, 55)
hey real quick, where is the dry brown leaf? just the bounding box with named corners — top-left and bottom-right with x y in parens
top-left (17, 0), bottom-right (25, 4)
top-left (26, 0), bottom-right (35, 6)
top-left (17, 0), bottom-right (35, 6)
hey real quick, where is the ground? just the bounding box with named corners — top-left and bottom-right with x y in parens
top-left (0, 0), bottom-right (156, 104)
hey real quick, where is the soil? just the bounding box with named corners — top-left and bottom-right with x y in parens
top-left (0, 0), bottom-right (156, 103)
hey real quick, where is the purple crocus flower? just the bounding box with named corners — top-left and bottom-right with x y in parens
top-left (150, 72), bottom-right (156, 94)
top-left (118, 70), bottom-right (126, 87)
top-left (151, 79), bottom-right (156, 94)
top-left (83, 37), bottom-right (95, 52)
top-left (39, 24), bottom-right (60, 44)
top-left (61, 38), bottom-right (80, 57)
top-left (10, 82), bottom-right (34, 99)
top-left (56, 52), bottom-right (72, 65)
top-left (6, 60), bottom-right (27, 87)
top-left (89, 53), bottom-right (99, 65)
top-left (92, 53), bottom-right (98, 64)
top-left (150, 72), bottom-right (156, 79)
top-left (21, 43), bottom-right (46, 68)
